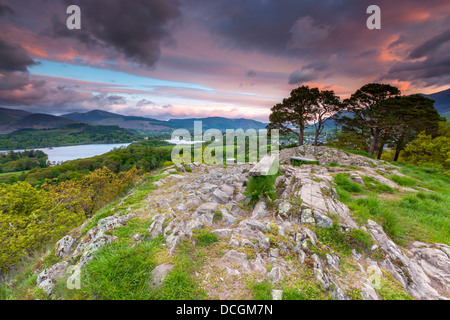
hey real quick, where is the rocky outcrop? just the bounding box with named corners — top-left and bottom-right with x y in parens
top-left (35, 147), bottom-right (450, 300)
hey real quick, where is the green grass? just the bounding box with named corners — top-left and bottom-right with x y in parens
top-left (291, 159), bottom-right (320, 166)
top-left (362, 176), bottom-right (395, 193)
top-left (245, 172), bottom-right (279, 205)
top-left (341, 148), bottom-right (375, 159)
top-left (333, 165), bottom-right (450, 246)
top-left (334, 173), bottom-right (364, 193)
top-left (193, 229), bottom-right (218, 247)
top-left (315, 224), bottom-right (375, 256)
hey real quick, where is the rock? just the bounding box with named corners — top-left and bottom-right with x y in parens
top-left (349, 173), bottom-right (364, 185)
top-left (240, 218), bottom-right (270, 232)
top-left (361, 283), bottom-right (379, 300)
top-left (97, 213), bottom-right (134, 234)
top-left (166, 174), bottom-right (185, 182)
top-left (301, 209), bottom-right (315, 225)
top-left (278, 201), bottom-right (292, 219)
top-left (271, 289), bottom-right (283, 300)
top-left (222, 250), bottom-right (248, 265)
top-left (314, 211), bottom-right (333, 228)
top-left (148, 214), bottom-right (166, 240)
top-left (229, 235), bottom-right (240, 247)
top-left (166, 233), bottom-right (186, 249)
top-left (269, 248), bottom-right (280, 258)
top-left (185, 219), bottom-right (204, 234)
top-left (220, 185), bottom-right (235, 197)
top-left (268, 267), bottom-right (283, 283)
top-left (252, 200), bottom-right (269, 219)
top-left (241, 238), bottom-right (255, 248)
top-left (221, 208), bottom-right (237, 225)
top-left (213, 228), bottom-right (234, 238)
top-left (36, 261), bottom-right (69, 295)
top-left (258, 237), bottom-right (270, 250)
top-left (196, 202), bottom-right (220, 214)
top-left (80, 235), bottom-right (117, 265)
top-left (213, 188), bottom-right (231, 203)
top-left (298, 250), bottom-right (306, 263)
top-left (54, 235), bottom-right (75, 258)
top-left (132, 233), bottom-right (142, 242)
top-left (149, 264), bottom-right (174, 289)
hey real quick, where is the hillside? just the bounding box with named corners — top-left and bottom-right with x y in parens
top-left (0, 123), bottom-right (139, 150)
top-left (0, 111), bottom-right (77, 134)
top-left (63, 110), bottom-right (268, 132)
top-left (423, 88), bottom-right (450, 119)
top-left (5, 146), bottom-right (448, 300)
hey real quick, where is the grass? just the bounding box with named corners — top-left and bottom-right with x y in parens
top-left (244, 171), bottom-right (279, 205)
top-left (333, 165), bottom-right (450, 246)
top-left (291, 159), bottom-right (320, 166)
top-left (193, 229), bottom-right (218, 247)
top-left (315, 224), bottom-right (375, 256)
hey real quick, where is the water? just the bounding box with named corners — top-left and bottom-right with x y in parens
top-left (0, 143), bottom-right (131, 164)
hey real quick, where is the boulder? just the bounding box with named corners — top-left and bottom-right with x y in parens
top-left (149, 264), bottom-right (174, 289)
top-left (54, 235), bottom-right (75, 258)
top-left (301, 209), bottom-right (316, 225)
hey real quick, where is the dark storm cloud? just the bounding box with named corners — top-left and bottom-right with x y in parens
top-left (0, 3), bottom-right (14, 17)
top-left (51, 0), bottom-right (182, 68)
top-left (0, 38), bottom-right (37, 72)
top-left (409, 29), bottom-right (450, 59)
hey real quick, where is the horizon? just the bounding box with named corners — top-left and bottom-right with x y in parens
top-left (1, 1), bottom-right (449, 122)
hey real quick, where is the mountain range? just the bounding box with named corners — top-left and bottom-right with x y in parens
top-left (0, 88), bottom-right (448, 135)
top-left (0, 108), bottom-right (268, 134)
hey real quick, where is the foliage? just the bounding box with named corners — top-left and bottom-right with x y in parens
top-left (267, 85), bottom-right (344, 146)
top-left (43, 166), bottom-right (140, 218)
top-left (193, 229), bottom-right (218, 247)
top-left (0, 150), bottom-right (48, 173)
top-left (339, 83), bottom-right (401, 155)
top-left (23, 140), bottom-right (171, 185)
top-left (400, 121), bottom-right (450, 170)
top-left (245, 173), bottom-right (278, 205)
top-left (0, 182), bottom-right (84, 271)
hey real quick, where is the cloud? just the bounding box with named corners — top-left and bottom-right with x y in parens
top-left (50, 0), bottom-right (182, 68)
top-left (136, 98), bottom-right (155, 107)
top-left (0, 38), bottom-right (37, 72)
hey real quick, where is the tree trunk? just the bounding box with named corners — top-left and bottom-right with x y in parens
top-left (368, 130), bottom-right (379, 156)
top-left (314, 130), bottom-right (319, 146)
top-left (393, 136), bottom-right (405, 162)
top-left (377, 140), bottom-right (384, 160)
top-left (298, 128), bottom-right (304, 146)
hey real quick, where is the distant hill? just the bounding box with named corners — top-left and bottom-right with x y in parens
top-left (0, 122), bottom-right (139, 150)
top-left (168, 117), bottom-right (267, 131)
top-left (63, 109), bottom-right (174, 132)
top-left (422, 88), bottom-right (450, 119)
top-left (63, 110), bottom-right (268, 132)
top-left (0, 109), bottom-right (77, 134)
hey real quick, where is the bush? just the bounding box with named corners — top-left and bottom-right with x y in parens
top-left (245, 173), bottom-right (278, 205)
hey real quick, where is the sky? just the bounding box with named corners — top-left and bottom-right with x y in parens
top-left (0, 0), bottom-right (449, 122)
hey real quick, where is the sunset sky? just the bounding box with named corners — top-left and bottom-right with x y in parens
top-left (0, 0), bottom-right (449, 122)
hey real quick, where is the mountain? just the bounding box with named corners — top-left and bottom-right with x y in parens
top-left (63, 110), bottom-right (268, 132)
top-left (168, 117), bottom-right (267, 131)
top-left (422, 88), bottom-right (450, 119)
top-left (63, 109), bottom-right (174, 132)
top-left (0, 108), bottom-right (78, 134)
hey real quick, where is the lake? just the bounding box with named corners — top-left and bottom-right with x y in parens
top-left (0, 143), bottom-right (131, 164)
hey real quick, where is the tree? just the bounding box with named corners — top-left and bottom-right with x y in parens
top-left (267, 85), bottom-right (342, 146)
top-left (310, 90), bottom-right (344, 146)
top-left (383, 94), bottom-right (443, 161)
top-left (342, 83), bottom-right (401, 155)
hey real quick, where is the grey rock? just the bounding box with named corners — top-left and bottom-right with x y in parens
top-left (196, 202), bottom-right (220, 214)
top-left (268, 267), bottom-right (283, 283)
top-left (229, 235), bottom-right (240, 247)
top-left (258, 237), bottom-right (270, 250)
top-left (213, 228), bottom-right (234, 238)
top-left (251, 199), bottom-right (269, 219)
top-left (271, 289), bottom-right (283, 300)
top-left (213, 188), bottom-right (231, 203)
top-left (220, 185), bottom-right (235, 197)
top-left (166, 233), bottom-right (186, 249)
top-left (222, 250), bottom-right (248, 264)
top-left (148, 214), bottom-right (166, 240)
top-left (36, 261), bottom-right (69, 295)
top-left (361, 283), bottom-right (379, 300)
top-left (301, 209), bottom-right (316, 225)
top-left (278, 201), bottom-right (292, 219)
top-left (314, 211), bottom-right (333, 228)
top-left (269, 248), bottom-right (280, 258)
top-left (54, 235), bottom-right (75, 258)
top-left (149, 264), bottom-right (174, 289)
top-left (221, 208), bottom-right (237, 225)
